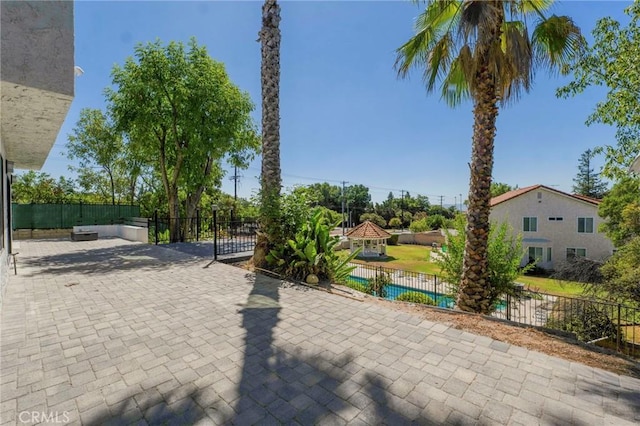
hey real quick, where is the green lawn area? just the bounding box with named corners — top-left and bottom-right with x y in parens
top-left (343, 243), bottom-right (585, 297)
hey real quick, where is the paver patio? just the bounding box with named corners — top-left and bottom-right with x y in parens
top-left (1, 238), bottom-right (639, 425)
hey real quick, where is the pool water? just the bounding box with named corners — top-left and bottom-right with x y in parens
top-left (347, 275), bottom-right (455, 308)
top-left (347, 275), bottom-right (507, 310)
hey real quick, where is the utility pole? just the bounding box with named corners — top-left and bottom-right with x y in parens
top-left (229, 166), bottom-right (241, 228)
top-left (341, 181), bottom-right (348, 235)
top-left (439, 195), bottom-right (444, 209)
top-left (454, 196), bottom-right (457, 211)
top-left (459, 193), bottom-right (462, 211)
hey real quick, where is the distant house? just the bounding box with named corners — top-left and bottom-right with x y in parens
top-left (489, 185), bottom-right (614, 270)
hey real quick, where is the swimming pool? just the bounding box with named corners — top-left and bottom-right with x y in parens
top-left (347, 275), bottom-right (507, 310)
top-left (347, 275), bottom-right (455, 308)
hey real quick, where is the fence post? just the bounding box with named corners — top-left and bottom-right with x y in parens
top-left (213, 208), bottom-right (218, 261)
top-left (617, 304), bottom-right (622, 352)
top-left (154, 210), bottom-right (159, 245)
top-left (506, 294), bottom-right (511, 321)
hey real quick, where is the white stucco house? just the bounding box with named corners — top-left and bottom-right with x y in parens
top-left (0, 1), bottom-right (75, 303)
top-left (489, 185), bottom-right (614, 270)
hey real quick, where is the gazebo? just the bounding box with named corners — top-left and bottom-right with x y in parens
top-left (346, 220), bottom-right (392, 258)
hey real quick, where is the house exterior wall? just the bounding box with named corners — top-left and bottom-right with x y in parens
top-left (0, 0), bottom-right (74, 169)
top-left (0, 138), bottom-right (9, 305)
top-left (0, 0), bottom-right (74, 305)
top-left (490, 187), bottom-right (614, 270)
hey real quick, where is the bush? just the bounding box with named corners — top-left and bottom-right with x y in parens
top-left (345, 281), bottom-right (369, 294)
top-left (367, 273), bottom-right (392, 298)
top-left (388, 217), bottom-right (402, 229)
top-left (396, 291), bottom-right (436, 305)
top-left (426, 214), bottom-right (446, 230)
top-left (387, 234), bottom-right (399, 246)
top-left (547, 301), bottom-right (619, 342)
top-left (436, 217), bottom-right (528, 313)
top-left (409, 217), bottom-right (430, 233)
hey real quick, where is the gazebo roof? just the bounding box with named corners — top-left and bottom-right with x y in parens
top-left (346, 220), bottom-right (392, 239)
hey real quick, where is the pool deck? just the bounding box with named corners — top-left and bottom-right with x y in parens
top-left (1, 238), bottom-right (639, 425)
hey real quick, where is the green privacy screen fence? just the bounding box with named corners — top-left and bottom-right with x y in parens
top-left (12, 203), bottom-right (141, 230)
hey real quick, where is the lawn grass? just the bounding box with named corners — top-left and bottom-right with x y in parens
top-left (342, 243), bottom-right (586, 297)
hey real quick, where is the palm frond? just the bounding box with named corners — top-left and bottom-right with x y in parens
top-left (532, 15), bottom-right (585, 74)
top-left (441, 46), bottom-right (472, 106)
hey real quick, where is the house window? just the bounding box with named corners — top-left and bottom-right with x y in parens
top-left (523, 217), bottom-right (537, 232)
top-left (548, 217), bottom-right (563, 221)
top-left (578, 217), bottom-right (594, 233)
top-left (528, 247), bottom-right (543, 261)
top-left (546, 248), bottom-right (552, 262)
top-left (566, 248), bottom-right (587, 258)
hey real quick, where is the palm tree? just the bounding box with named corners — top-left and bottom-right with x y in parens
top-left (253, 0), bottom-right (282, 268)
top-left (396, 0), bottom-right (583, 314)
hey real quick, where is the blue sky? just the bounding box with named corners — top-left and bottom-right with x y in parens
top-left (40, 1), bottom-right (631, 205)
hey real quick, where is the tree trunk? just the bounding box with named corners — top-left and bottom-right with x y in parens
top-left (168, 189), bottom-right (181, 243)
top-left (457, 70), bottom-right (499, 314)
top-left (253, 0), bottom-right (282, 268)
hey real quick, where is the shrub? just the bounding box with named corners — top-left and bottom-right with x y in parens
top-left (547, 301), bottom-right (619, 342)
top-left (388, 217), bottom-right (402, 229)
top-left (367, 272), bottom-right (392, 298)
top-left (409, 217), bottom-right (430, 233)
top-left (266, 209), bottom-right (359, 283)
top-left (396, 291), bottom-right (436, 305)
top-left (426, 214), bottom-right (446, 230)
top-left (345, 281), bottom-right (368, 294)
top-left (387, 234), bottom-right (399, 245)
top-left (436, 217), bottom-right (529, 313)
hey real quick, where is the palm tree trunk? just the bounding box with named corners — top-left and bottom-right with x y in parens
top-left (457, 63), bottom-right (499, 315)
top-left (253, 0), bottom-right (282, 268)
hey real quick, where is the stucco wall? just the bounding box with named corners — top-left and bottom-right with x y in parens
top-left (490, 187), bottom-right (614, 269)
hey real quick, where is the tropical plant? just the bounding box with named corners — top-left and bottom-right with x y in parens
top-left (436, 217), bottom-right (529, 313)
top-left (254, 0), bottom-right (283, 268)
top-left (396, 291), bottom-right (436, 306)
top-left (266, 209), bottom-right (359, 283)
top-left (396, 0), bottom-right (583, 313)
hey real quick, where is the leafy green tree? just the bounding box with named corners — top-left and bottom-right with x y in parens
top-left (396, 1), bottom-right (582, 313)
top-left (436, 218), bottom-right (528, 314)
top-left (598, 236), bottom-right (640, 304)
top-left (12, 171), bottom-right (79, 204)
top-left (67, 108), bottom-right (142, 205)
top-left (558, 2), bottom-right (640, 180)
top-left (345, 184), bottom-right (372, 225)
top-left (409, 217), bottom-right (430, 233)
top-left (107, 38), bottom-right (259, 243)
top-left (254, 0), bottom-right (283, 267)
top-left (306, 183), bottom-right (342, 211)
top-left (388, 217), bottom-right (402, 229)
top-left (598, 177), bottom-right (640, 247)
top-left (360, 213), bottom-right (386, 228)
top-left (490, 182), bottom-right (516, 198)
top-left (572, 149), bottom-right (608, 199)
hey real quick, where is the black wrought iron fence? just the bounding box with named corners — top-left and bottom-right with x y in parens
top-left (148, 212), bottom-right (257, 258)
top-left (346, 262), bottom-right (639, 358)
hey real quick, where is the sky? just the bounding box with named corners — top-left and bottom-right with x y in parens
top-left (35, 0), bottom-right (632, 206)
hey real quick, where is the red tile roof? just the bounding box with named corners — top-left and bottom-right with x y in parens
top-left (346, 220), bottom-right (391, 239)
top-left (490, 184), bottom-right (601, 207)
